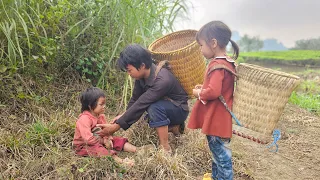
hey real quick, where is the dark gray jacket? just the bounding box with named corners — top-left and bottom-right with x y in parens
top-left (116, 63), bottom-right (189, 130)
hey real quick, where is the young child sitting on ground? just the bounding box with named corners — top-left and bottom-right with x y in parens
top-left (73, 87), bottom-right (136, 166)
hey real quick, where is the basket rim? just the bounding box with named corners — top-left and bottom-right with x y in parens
top-left (239, 63), bottom-right (300, 80)
top-left (148, 29), bottom-right (198, 55)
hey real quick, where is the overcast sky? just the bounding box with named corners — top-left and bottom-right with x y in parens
top-left (174, 0), bottom-right (320, 48)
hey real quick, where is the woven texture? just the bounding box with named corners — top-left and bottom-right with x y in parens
top-left (233, 63), bottom-right (300, 142)
top-left (148, 30), bottom-right (206, 97)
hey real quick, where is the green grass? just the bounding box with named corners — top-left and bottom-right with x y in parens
top-left (240, 50), bottom-right (320, 61)
top-left (288, 74), bottom-right (320, 116)
top-left (0, 0), bottom-right (187, 112)
top-left (289, 92), bottom-right (320, 115)
top-left (295, 80), bottom-right (320, 94)
top-left (25, 120), bottom-right (58, 145)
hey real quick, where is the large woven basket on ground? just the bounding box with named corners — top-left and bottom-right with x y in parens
top-left (148, 30), bottom-right (206, 97)
top-left (232, 63), bottom-right (300, 143)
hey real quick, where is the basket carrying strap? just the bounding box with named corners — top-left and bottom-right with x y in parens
top-left (218, 96), bottom-right (242, 126)
top-left (207, 64), bottom-right (238, 78)
top-left (209, 64), bottom-right (281, 151)
top-left (207, 64), bottom-right (241, 125)
top-left (155, 60), bottom-right (169, 78)
top-left (154, 60), bottom-right (177, 103)
top-left (144, 60), bottom-right (172, 122)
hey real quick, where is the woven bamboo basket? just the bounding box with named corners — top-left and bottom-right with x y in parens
top-left (148, 30), bottom-right (206, 97)
top-left (232, 63), bottom-right (300, 143)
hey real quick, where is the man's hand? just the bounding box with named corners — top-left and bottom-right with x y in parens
top-left (110, 114), bottom-right (123, 124)
top-left (96, 123), bottom-right (120, 136)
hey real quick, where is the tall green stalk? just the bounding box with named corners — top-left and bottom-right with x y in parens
top-left (0, 0), bottom-right (187, 111)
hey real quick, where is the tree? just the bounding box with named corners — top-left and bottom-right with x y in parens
top-left (237, 34), bottom-right (264, 52)
top-left (292, 37), bottom-right (320, 50)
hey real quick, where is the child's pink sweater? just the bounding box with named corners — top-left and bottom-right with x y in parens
top-left (73, 111), bottom-right (106, 148)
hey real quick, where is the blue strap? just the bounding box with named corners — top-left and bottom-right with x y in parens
top-left (218, 96), bottom-right (242, 126)
top-left (229, 111), bottom-right (242, 126)
top-left (219, 95), bottom-right (281, 151)
top-left (266, 129), bottom-right (281, 152)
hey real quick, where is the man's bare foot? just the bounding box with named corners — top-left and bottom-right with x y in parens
top-left (168, 125), bottom-right (180, 136)
top-left (168, 123), bottom-right (185, 136)
top-left (158, 145), bottom-right (172, 155)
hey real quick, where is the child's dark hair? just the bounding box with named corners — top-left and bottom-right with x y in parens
top-left (196, 21), bottom-right (239, 60)
top-left (80, 87), bottom-right (105, 112)
top-left (117, 44), bottom-right (153, 72)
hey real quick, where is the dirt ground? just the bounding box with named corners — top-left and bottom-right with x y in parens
top-left (231, 104), bottom-right (320, 180)
top-left (1, 67), bottom-right (319, 179)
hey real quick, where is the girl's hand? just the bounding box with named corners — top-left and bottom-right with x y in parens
top-left (91, 127), bottom-right (101, 137)
top-left (195, 84), bottom-right (203, 89)
top-left (104, 137), bottom-right (113, 149)
top-left (193, 88), bottom-right (201, 98)
top-left (193, 85), bottom-right (208, 104)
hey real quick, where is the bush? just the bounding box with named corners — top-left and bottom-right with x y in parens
top-left (0, 0), bottom-right (187, 112)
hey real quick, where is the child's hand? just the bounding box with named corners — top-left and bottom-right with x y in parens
top-left (193, 84), bottom-right (203, 98)
top-left (193, 88), bottom-right (207, 105)
top-left (104, 137), bottom-right (113, 149)
top-left (193, 88), bottom-right (201, 98)
top-left (195, 84), bottom-right (203, 89)
top-left (91, 127), bottom-right (102, 137)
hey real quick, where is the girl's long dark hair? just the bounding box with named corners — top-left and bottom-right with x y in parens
top-left (196, 21), bottom-right (239, 60)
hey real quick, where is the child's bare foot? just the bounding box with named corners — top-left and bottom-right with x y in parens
top-left (123, 142), bottom-right (137, 153)
top-left (136, 144), bottom-right (155, 155)
top-left (113, 155), bottom-right (134, 167)
top-left (121, 157), bottom-right (135, 167)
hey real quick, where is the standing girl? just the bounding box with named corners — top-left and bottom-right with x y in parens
top-left (188, 21), bottom-right (239, 180)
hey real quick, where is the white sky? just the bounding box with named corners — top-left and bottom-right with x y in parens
top-left (174, 0), bottom-right (320, 48)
